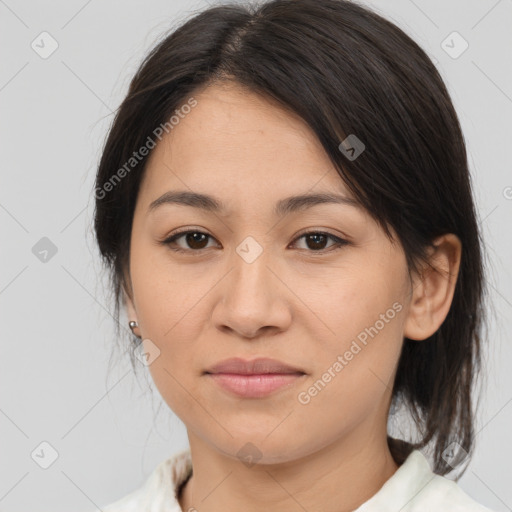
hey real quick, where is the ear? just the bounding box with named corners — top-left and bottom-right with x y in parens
top-left (404, 233), bottom-right (462, 341)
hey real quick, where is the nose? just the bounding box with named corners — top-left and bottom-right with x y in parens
top-left (211, 243), bottom-right (292, 340)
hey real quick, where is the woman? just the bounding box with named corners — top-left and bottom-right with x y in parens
top-left (93, 0), bottom-right (494, 510)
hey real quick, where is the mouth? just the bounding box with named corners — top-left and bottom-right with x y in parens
top-left (205, 356), bottom-right (305, 375)
top-left (204, 357), bottom-right (306, 398)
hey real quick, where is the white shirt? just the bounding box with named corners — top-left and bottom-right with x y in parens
top-left (100, 448), bottom-right (495, 512)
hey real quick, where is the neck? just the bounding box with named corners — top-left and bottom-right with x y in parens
top-left (178, 427), bottom-right (399, 512)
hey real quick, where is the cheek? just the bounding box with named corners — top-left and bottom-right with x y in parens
top-left (129, 240), bottom-right (206, 338)
top-left (146, 352), bottom-right (197, 417)
top-left (297, 254), bottom-right (405, 346)
top-left (128, 245), bottom-right (214, 406)
top-left (297, 254), bottom-right (406, 407)
top-left (294, 301), bottom-right (404, 445)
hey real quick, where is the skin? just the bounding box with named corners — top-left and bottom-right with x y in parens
top-left (124, 81), bottom-right (462, 512)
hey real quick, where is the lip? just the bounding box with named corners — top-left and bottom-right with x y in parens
top-left (205, 357), bottom-right (305, 375)
top-left (204, 357), bottom-right (306, 398)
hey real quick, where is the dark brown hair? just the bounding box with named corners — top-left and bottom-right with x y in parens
top-left (93, 0), bottom-right (489, 476)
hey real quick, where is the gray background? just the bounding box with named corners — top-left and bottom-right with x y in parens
top-left (1, 0), bottom-right (511, 511)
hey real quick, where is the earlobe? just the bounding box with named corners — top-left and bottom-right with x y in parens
top-left (404, 234), bottom-right (462, 341)
top-left (123, 288), bottom-right (142, 338)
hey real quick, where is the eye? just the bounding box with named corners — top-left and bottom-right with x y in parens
top-left (290, 231), bottom-right (348, 252)
top-left (160, 229), bottom-right (348, 254)
top-left (160, 229), bottom-right (218, 253)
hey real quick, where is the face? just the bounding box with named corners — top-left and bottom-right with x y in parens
top-left (125, 81), bottom-right (414, 463)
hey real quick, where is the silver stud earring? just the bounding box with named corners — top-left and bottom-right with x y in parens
top-left (129, 320), bottom-right (141, 339)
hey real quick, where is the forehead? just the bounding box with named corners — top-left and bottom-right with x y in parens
top-left (139, 82), bottom-right (354, 207)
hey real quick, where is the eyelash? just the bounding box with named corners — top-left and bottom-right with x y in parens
top-left (159, 229), bottom-right (349, 255)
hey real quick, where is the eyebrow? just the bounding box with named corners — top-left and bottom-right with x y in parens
top-left (147, 190), bottom-right (359, 217)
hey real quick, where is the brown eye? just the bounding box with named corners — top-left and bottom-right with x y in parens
top-left (161, 229), bottom-right (348, 255)
top-left (183, 232), bottom-right (209, 250)
top-left (291, 231), bottom-right (348, 252)
top-left (162, 230), bottom-right (218, 253)
top-left (305, 233), bottom-right (328, 250)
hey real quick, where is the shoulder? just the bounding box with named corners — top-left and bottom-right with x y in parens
top-left (100, 448), bottom-right (193, 512)
top-left (409, 470), bottom-right (496, 512)
top-left (355, 450), bottom-right (496, 512)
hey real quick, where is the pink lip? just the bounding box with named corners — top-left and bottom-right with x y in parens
top-left (207, 373), bottom-right (305, 398)
top-left (205, 357), bottom-right (304, 375)
top-left (204, 357), bottom-right (306, 398)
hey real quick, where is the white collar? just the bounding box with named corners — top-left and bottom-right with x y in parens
top-left (103, 448), bottom-right (493, 512)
